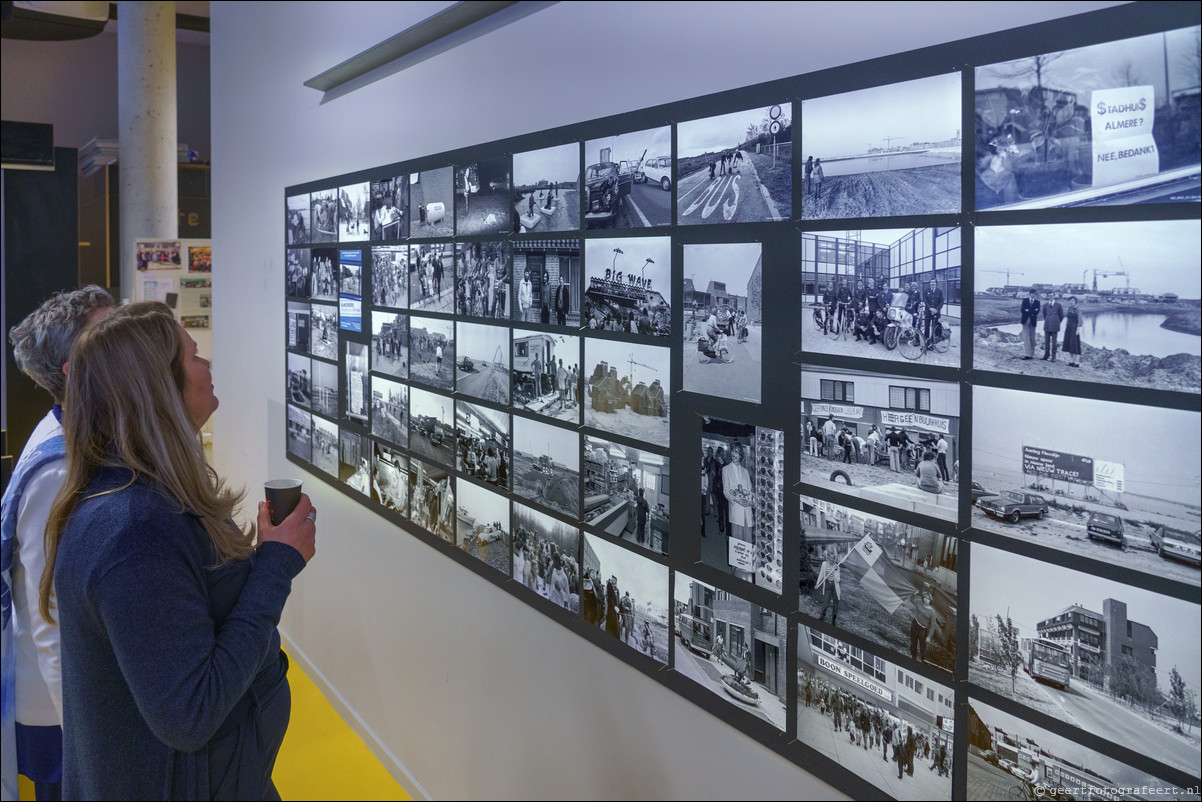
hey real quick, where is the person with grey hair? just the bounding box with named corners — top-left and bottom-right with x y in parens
top-left (2, 285), bottom-right (113, 801)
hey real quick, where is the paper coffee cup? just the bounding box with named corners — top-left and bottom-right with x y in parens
top-left (264, 479), bottom-right (303, 526)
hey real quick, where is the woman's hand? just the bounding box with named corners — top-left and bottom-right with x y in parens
top-left (257, 493), bottom-right (317, 563)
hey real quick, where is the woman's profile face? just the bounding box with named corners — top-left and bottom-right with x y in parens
top-left (179, 325), bottom-right (218, 430)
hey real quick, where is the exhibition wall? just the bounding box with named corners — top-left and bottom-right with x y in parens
top-left (208, 3), bottom-right (1198, 799)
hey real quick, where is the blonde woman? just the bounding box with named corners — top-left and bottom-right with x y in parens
top-left (40, 303), bottom-right (316, 799)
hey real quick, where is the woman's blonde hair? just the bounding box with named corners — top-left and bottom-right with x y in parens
top-left (40, 302), bottom-right (254, 619)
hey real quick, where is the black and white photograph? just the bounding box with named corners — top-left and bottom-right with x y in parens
top-left (408, 386), bottom-right (455, 468)
top-left (584, 339), bottom-right (669, 448)
top-left (674, 573), bottom-right (788, 730)
top-left (511, 329), bottom-right (580, 424)
top-left (584, 126), bottom-right (672, 229)
top-left (976, 25), bottom-right (1202, 210)
top-left (310, 359), bottom-right (338, 418)
top-left (682, 242), bottom-right (762, 403)
top-left (456, 400), bottom-right (510, 490)
top-left (801, 368), bottom-right (960, 525)
top-left (409, 243), bottom-right (454, 314)
top-left (370, 375), bottom-right (407, 448)
top-left (799, 495), bottom-right (958, 672)
top-left (371, 245), bottom-right (408, 309)
top-left (456, 241), bottom-right (510, 320)
top-left (455, 480), bottom-right (510, 576)
top-left (370, 175), bottom-right (408, 241)
top-left (344, 342), bottom-right (369, 425)
top-left (311, 415), bottom-right (338, 477)
top-left (512, 415), bottom-right (579, 519)
top-left (287, 301), bottom-right (310, 352)
top-left (409, 315), bottom-right (454, 392)
top-left (309, 303), bottom-right (338, 361)
top-left (285, 404), bottom-right (311, 462)
top-left (512, 240), bottom-right (580, 328)
top-left (677, 103), bottom-right (791, 225)
top-left (455, 156), bottom-right (511, 237)
top-left (285, 248), bottom-right (310, 298)
top-left (971, 387), bottom-right (1201, 587)
top-left (700, 417), bottom-right (784, 593)
top-left (371, 442), bottom-right (407, 516)
top-left (338, 249), bottom-right (362, 333)
top-left (581, 533), bottom-right (668, 664)
top-left (582, 237), bottom-right (671, 336)
top-left (512, 142), bottom-right (580, 233)
top-left (511, 502), bottom-right (580, 613)
top-left (801, 73), bottom-right (961, 220)
top-left (800, 228), bottom-right (961, 368)
top-left (583, 436), bottom-right (669, 555)
top-left (309, 188), bottom-right (338, 243)
top-left (408, 457), bottom-right (454, 542)
top-left (339, 428), bottom-right (371, 495)
top-left (455, 321), bottom-right (509, 405)
top-left (286, 193), bottom-right (308, 246)
top-left (371, 311), bottom-right (407, 379)
top-left (409, 166), bottom-right (454, 239)
top-left (338, 181), bottom-right (370, 242)
top-left (974, 220), bottom-right (1201, 394)
top-left (310, 248), bottom-right (338, 301)
top-left (969, 544), bottom-right (1201, 777)
top-left (286, 352), bottom-right (311, 409)
top-left (797, 626), bottom-right (954, 801)
top-left (967, 697), bottom-right (1200, 801)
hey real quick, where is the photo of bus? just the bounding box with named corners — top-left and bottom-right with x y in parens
top-left (1020, 637), bottom-right (1071, 690)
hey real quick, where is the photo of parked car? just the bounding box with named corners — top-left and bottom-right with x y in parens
top-left (1150, 526), bottom-right (1202, 566)
top-left (977, 490), bottom-right (1048, 524)
top-left (1085, 511), bottom-right (1125, 548)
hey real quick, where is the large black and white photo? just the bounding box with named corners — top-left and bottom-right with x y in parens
top-left (408, 385), bottom-right (455, 468)
top-left (512, 143), bottom-right (580, 233)
top-left (286, 193), bottom-right (308, 245)
top-left (408, 457), bottom-right (454, 542)
top-left (583, 339), bottom-right (670, 448)
top-left (967, 697), bottom-right (1199, 801)
top-left (287, 301), bottom-right (309, 352)
top-left (338, 181), bottom-right (370, 242)
top-left (456, 480), bottom-right (511, 576)
top-left (344, 342), bottom-right (369, 425)
top-left (512, 415), bottom-right (579, 519)
top-left (309, 189), bottom-right (337, 243)
top-left (285, 249), bottom-right (309, 298)
top-left (699, 417), bottom-right (784, 593)
top-left (583, 436), bottom-right (669, 555)
top-left (372, 442), bottom-right (408, 516)
top-left (972, 387), bottom-right (1201, 587)
top-left (800, 228), bottom-right (960, 368)
top-left (969, 544), bottom-right (1201, 777)
top-left (582, 237), bottom-right (670, 336)
top-left (513, 241), bottom-right (580, 327)
top-left (511, 329), bottom-right (579, 424)
top-left (682, 242), bottom-right (762, 403)
top-left (674, 573), bottom-right (787, 729)
top-left (370, 175), bottom-right (407, 241)
top-left (974, 220), bottom-right (1201, 394)
top-left (456, 241), bottom-right (510, 320)
top-left (802, 73), bottom-right (961, 219)
top-left (408, 315), bottom-right (454, 392)
top-left (370, 375), bottom-right (407, 448)
top-left (584, 126), bottom-right (671, 229)
top-left (456, 401), bottom-right (510, 490)
top-left (976, 25), bottom-right (1202, 210)
top-left (409, 243), bottom-right (454, 314)
top-left (371, 311), bottom-right (407, 379)
top-left (311, 416), bottom-right (338, 477)
top-left (409, 166), bottom-right (454, 238)
top-left (798, 626), bottom-right (954, 801)
top-left (581, 534), bottom-right (668, 663)
top-left (511, 502), bottom-right (580, 613)
top-left (286, 404), bottom-right (311, 462)
top-left (455, 156), bottom-right (511, 237)
top-left (801, 368), bottom-right (960, 525)
top-left (310, 359), bottom-right (338, 418)
top-left (339, 429), bottom-right (371, 495)
top-left (310, 247), bottom-right (338, 301)
top-left (371, 245), bottom-right (408, 309)
top-left (455, 321), bottom-right (509, 405)
top-left (677, 103), bottom-right (791, 224)
top-left (799, 495), bottom-right (958, 672)
top-left (309, 303), bottom-right (338, 360)
top-left (286, 352), bottom-right (311, 409)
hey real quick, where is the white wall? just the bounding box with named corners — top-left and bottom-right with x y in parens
top-left (208, 2), bottom-right (1126, 798)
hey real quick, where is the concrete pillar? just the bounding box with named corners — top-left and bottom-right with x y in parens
top-left (118, 1), bottom-right (177, 301)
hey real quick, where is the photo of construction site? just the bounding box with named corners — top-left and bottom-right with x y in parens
top-left (583, 339), bottom-right (669, 448)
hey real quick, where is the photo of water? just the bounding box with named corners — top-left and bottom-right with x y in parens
top-left (995, 311), bottom-right (1200, 357)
